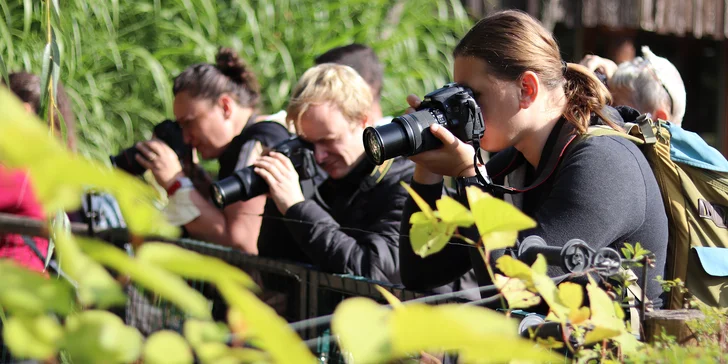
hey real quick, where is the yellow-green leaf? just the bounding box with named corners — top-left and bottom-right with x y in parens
top-left (436, 195), bottom-right (474, 227)
top-left (195, 342), bottom-right (230, 364)
top-left (481, 230), bottom-right (518, 252)
top-left (143, 331), bottom-right (193, 364)
top-left (558, 282), bottom-right (584, 311)
top-left (401, 182), bottom-right (435, 221)
top-left (409, 211), bottom-right (430, 224)
top-left (135, 243), bottom-right (257, 289)
top-left (331, 297), bottom-right (391, 364)
top-left (3, 315), bottom-right (63, 360)
top-left (79, 237), bottom-right (212, 320)
top-left (495, 255), bottom-right (534, 290)
top-left (217, 280), bottom-right (315, 363)
top-left (63, 310), bottom-right (143, 364)
top-left (466, 186), bottom-right (536, 235)
top-left (391, 302), bottom-right (563, 363)
top-left (409, 220), bottom-right (454, 258)
top-left (531, 254), bottom-right (548, 276)
top-left (493, 274), bottom-right (541, 309)
top-left (0, 86), bottom-right (179, 238)
top-left (583, 279), bottom-right (626, 344)
top-left (0, 260), bottom-right (74, 315)
top-left (183, 320), bottom-right (230, 348)
top-left (53, 228), bottom-right (126, 308)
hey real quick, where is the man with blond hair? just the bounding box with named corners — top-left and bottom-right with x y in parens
top-left (254, 63), bottom-right (413, 283)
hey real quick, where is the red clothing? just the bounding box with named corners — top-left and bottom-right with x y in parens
top-left (0, 165), bottom-right (49, 272)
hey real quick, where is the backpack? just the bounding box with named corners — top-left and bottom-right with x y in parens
top-left (586, 115), bottom-right (728, 310)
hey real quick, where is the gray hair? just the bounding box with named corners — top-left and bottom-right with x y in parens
top-left (608, 47), bottom-right (685, 126)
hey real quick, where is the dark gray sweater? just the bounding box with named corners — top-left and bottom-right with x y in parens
top-left (399, 108), bottom-right (669, 308)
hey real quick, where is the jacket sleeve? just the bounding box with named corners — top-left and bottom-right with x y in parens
top-left (398, 180), bottom-right (474, 290)
top-left (282, 182), bottom-right (407, 283)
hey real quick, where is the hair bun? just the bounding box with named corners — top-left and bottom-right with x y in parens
top-left (215, 47), bottom-right (260, 95)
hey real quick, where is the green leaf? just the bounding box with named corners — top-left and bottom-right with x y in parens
top-left (217, 280), bottom-right (315, 363)
top-left (583, 278), bottom-right (626, 344)
top-left (465, 186), bottom-right (536, 249)
top-left (143, 331), bottom-right (193, 364)
top-left (38, 43), bottom-right (52, 119)
top-left (3, 315), bottom-right (63, 360)
top-left (331, 297), bottom-right (392, 364)
top-left (52, 228), bottom-right (126, 308)
top-left (435, 195), bottom-right (474, 227)
top-left (0, 260), bottom-right (75, 315)
top-left (401, 181), bottom-right (435, 221)
top-left (481, 230), bottom-right (518, 252)
top-left (0, 86), bottom-right (180, 238)
top-left (493, 274), bottom-right (541, 309)
top-left (183, 320), bottom-right (230, 348)
top-left (135, 243), bottom-right (256, 289)
top-left (63, 310), bottom-right (143, 364)
top-left (390, 302), bottom-right (563, 363)
top-left (0, 52), bottom-right (8, 88)
top-left (409, 220), bottom-right (454, 258)
top-left (79, 238), bottom-right (212, 320)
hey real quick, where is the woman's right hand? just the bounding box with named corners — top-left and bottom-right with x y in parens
top-left (404, 95), bottom-right (477, 184)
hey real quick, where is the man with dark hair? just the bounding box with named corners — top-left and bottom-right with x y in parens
top-left (314, 43), bottom-right (390, 125)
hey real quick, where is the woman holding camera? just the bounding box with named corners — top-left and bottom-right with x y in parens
top-left (398, 10), bottom-right (668, 308)
top-left (135, 48), bottom-right (290, 253)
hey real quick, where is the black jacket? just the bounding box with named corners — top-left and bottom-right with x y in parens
top-left (257, 157), bottom-right (415, 284)
top-left (399, 106), bottom-right (668, 308)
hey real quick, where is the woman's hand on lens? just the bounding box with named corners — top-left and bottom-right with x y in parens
top-left (409, 124), bottom-right (476, 180)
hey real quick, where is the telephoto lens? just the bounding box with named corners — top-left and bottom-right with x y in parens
top-left (363, 83), bottom-right (484, 165)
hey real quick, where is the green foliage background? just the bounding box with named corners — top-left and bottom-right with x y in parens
top-left (0, 0), bottom-right (472, 162)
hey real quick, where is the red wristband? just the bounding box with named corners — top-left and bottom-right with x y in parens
top-left (166, 180), bottom-right (183, 196)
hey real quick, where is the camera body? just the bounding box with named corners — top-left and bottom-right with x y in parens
top-left (110, 120), bottom-right (190, 175)
top-left (210, 136), bottom-right (318, 208)
top-left (363, 83), bottom-right (485, 165)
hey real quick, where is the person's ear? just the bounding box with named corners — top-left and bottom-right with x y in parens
top-left (654, 109), bottom-right (669, 122)
top-left (360, 114), bottom-right (372, 129)
top-left (219, 95), bottom-right (233, 119)
top-left (519, 71), bottom-right (539, 109)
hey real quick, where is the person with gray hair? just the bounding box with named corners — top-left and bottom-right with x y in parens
top-left (580, 46), bottom-right (687, 127)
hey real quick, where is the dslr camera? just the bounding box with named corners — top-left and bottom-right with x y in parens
top-left (363, 83), bottom-right (485, 165)
top-left (210, 136), bottom-right (318, 208)
top-left (110, 120), bottom-right (190, 175)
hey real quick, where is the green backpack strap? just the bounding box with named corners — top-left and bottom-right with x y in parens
top-left (586, 114), bottom-right (658, 146)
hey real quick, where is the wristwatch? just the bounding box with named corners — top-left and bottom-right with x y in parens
top-left (166, 176), bottom-right (193, 197)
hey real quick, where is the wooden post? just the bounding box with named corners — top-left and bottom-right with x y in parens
top-left (643, 309), bottom-right (706, 345)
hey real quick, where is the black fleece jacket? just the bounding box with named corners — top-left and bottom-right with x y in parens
top-left (399, 106), bottom-right (668, 308)
top-left (257, 157), bottom-right (414, 284)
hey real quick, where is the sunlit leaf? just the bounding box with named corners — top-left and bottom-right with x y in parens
top-left (531, 254), bottom-right (548, 276)
top-left (466, 186), bottom-right (537, 238)
top-left (558, 282), bottom-right (584, 311)
top-left (331, 297), bottom-right (391, 364)
top-left (481, 230), bottom-right (518, 252)
top-left (409, 211), bottom-right (430, 224)
top-left (217, 280), bottom-right (315, 363)
top-left (409, 220), bottom-right (454, 258)
top-left (401, 182), bottom-right (435, 221)
top-left (52, 228), bottom-right (126, 308)
top-left (0, 87), bottom-right (179, 238)
top-left (63, 310), bottom-right (143, 364)
top-left (183, 320), bottom-right (230, 348)
top-left (495, 255), bottom-right (535, 290)
top-left (79, 238), bottom-right (212, 320)
top-left (0, 260), bottom-right (74, 315)
top-left (583, 278), bottom-right (626, 344)
top-left (436, 195), bottom-right (474, 227)
top-left (143, 331), bottom-right (193, 364)
top-left (535, 336), bottom-right (564, 350)
top-left (376, 285), bottom-right (403, 309)
top-left (390, 302), bottom-right (563, 363)
top-left (135, 243), bottom-right (256, 290)
top-left (3, 315), bottom-right (63, 360)
top-left (493, 274), bottom-right (541, 309)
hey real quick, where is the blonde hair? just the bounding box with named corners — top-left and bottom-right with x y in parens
top-left (454, 10), bottom-right (620, 134)
top-left (286, 63), bottom-right (373, 131)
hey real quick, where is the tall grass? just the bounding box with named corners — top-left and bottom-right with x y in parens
top-left (0, 0), bottom-right (472, 163)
